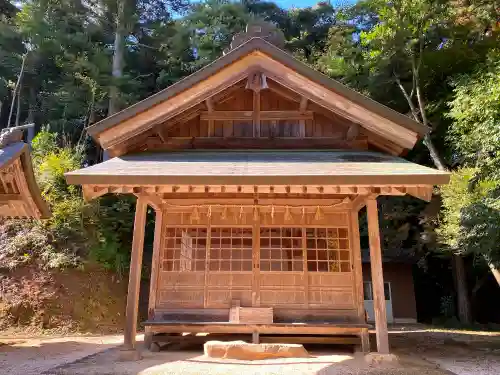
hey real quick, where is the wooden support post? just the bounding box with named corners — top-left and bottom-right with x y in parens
top-left (206, 98), bottom-right (214, 137)
top-left (145, 208), bottom-right (163, 349)
top-left (360, 329), bottom-right (370, 353)
top-left (252, 331), bottom-right (260, 344)
top-left (366, 198), bottom-right (389, 354)
top-left (124, 196), bottom-right (148, 352)
top-left (350, 210), bottom-right (364, 321)
top-left (253, 90), bottom-right (260, 137)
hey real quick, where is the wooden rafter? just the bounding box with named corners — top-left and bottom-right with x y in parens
top-left (80, 184), bottom-right (434, 200)
top-left (267, 80), bottom-right (302, 103)
top-left (346, 124), bottom-right (360, 141)
top-left (82, 185), bottom-right (108, 201)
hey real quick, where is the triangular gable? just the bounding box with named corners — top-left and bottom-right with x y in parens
top-left (89, 38), bottom-right (428, 153)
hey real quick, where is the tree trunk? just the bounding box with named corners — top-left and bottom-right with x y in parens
top-left (397, 67), bottom-right (475, 321)
top-left (8, 53), bottom-right (27, 128)
top-left (452, 255), bottom-right (472, 324)
top-left (488, 261), bottom-right (500, 287)
top-left (423, 134), bottom-right (447, 171)
top-left (108, 0), bottom-right (126, 117)
top-left (15, 83), bottom-right (21, 127)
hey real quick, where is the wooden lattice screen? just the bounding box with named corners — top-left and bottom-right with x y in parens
top-left (156, 211), bottom-right (355, 310)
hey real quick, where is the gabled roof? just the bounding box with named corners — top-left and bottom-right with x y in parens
top-left (0, 142), bottom-right (50, 219)
top-left (88, 38), bottom-right (428, 152)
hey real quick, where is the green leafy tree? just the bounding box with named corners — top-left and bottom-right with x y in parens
top-left (440, 51), bottom-right (500, 285)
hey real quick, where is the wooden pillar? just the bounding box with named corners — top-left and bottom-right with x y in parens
top-left (366, 197), bottom-right (389, 354)
top-left (148, 208), bottom-right (163, 319)
top-left (350, 208), bottom-right (370, 352)
top-left (145, 208), bottom-right (163, 348)
top-left (124, 196), bottom-right (148, 351)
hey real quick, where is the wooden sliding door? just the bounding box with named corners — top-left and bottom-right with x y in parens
top-left (155, 210), bottom-right (355, 312)
top-left (205, 227), bottom-right (253, 307)
top-left (259, 227), bottom-right (307, 307)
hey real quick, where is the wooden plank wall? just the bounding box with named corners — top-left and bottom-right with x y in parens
top-left (167, 89), bottom-right (352, 139)
top-left (154, 206), bottom-right (358, 321)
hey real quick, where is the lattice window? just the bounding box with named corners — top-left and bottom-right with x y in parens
top-left (163, 228), bottom-right (207, 272)
top-left (209, 227), bottom-right (253, 272)
top-left (306, 228), bottom-right (350, 272)
top-left (260, 227), bottom-right (303, 272)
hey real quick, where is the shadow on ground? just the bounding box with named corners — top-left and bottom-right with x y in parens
top-left (0, 335), bottom-right (123, 375)
top-left (46, 337), bottom-right (450, 375)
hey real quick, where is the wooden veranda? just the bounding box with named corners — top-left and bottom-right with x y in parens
top-left (65, 22), bottom-right (449, 357)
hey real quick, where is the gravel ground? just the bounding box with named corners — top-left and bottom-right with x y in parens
top-left (0, 329), bottom-right (499, 375)
top-left (389, 330), bottom-right (500, 375)
top-left (0, 334), bottom-right (125, 375)
top-left (47, 344), bottom-right (448, 375)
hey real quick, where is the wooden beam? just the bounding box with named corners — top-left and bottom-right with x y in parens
top-left (267, 80), bottom-right (302, 103)
top-left (246, 72), bottom-right (267, 92)
top-left (360, 128), bottom-right (405, 156)
top-left (350, 210), bottom-right (365, 324)
top-left (148, 208), bottom-right (163, 319)
top-left (155, 103), bottom-right (205, 137)
top-left (82, 185), bottom-right (108, 201)
top-left (299, 96), bottom-right (308, 112)
top-left (200, 110), bottom-right (314, 121)
top-left (299, 97), bottom-right (308, 137)
top-left (144, 137), bottom-right (368, 151)
top-left (210, 80), bottom-right (246, 104)
top-left (206, 98), bottom-right (214, 137)
top-left (124, 197), bottom-right (148, 351)
top-left (0, 193), bottom-right (23, 203)
top-left (253, 91), bottom-right (260, 137)
top-left (138, 193), bottom-right (164, 211)
top-left (406, 186), bottom-right (433, 201)
top-left (350, 195), bottom-right (368, 212)
top-left (346, 124), bottom-right (360, 141)
top-left (366, 198), bottom-right (389, 354)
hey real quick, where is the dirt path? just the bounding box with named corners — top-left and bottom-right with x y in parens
top-left (0, 335), bottom-right (125, 375)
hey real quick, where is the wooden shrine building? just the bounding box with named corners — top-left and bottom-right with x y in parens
top-left (0, 127), bottom-right (49, 219)
top-left (65, 23), bottom-right (449, 355)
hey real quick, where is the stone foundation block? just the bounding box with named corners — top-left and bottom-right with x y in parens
top-left (204, 340), bottom-right (309, 360)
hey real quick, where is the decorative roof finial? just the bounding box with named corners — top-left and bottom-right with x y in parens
top-left (224, 21), bottom-right (285, 55)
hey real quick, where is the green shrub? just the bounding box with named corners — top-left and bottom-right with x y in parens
top-left (0, 130), bottom-right (136, 275)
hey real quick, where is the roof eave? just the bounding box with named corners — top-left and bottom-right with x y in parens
top-left (19, 146), bottom-right (51, 219)
top-left (65, 171), bottom-right (450, 187)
